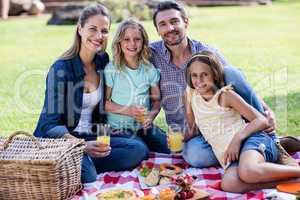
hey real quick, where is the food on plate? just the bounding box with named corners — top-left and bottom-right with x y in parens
top-left (159, 164), bottom-right (182, 177)
top-left (171, 174), bottom-right (197, 199)
top-left (140, 163), bottom-right (183, 187)
top-left (96, 189), bottom-right (137, 200)
top-left (159, 177), bottom-right (171, 185)
top-left (158, 188), bottom-right (177, 200)
top-left (138, 195), bottom-right (156, 200)
top-left (144, 169), bottom-right (160, 186)
top-left (140, 165), bottom-right (152, 177)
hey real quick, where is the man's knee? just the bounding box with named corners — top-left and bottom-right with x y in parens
top-left (183, 145), bottom-right (218, 168)
top-left (129, 141), bottom-right (149, 165)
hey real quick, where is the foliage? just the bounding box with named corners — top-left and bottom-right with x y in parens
top-left (95, 0), bottom-right (151, 22)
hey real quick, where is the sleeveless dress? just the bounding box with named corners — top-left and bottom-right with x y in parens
top-left (186, 85), bottom-right (246, 168)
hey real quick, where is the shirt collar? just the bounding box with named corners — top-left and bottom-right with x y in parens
top-left (71, 52), bottom-right (104, 78)
top-left (161, 38), bottom-right (196, 64)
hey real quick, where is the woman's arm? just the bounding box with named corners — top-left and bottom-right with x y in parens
top-left (34, 62), bottom-right (69, 138)
top-left (104, 86), bottom-right (143, 119)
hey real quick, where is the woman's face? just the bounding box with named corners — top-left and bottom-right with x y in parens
top-left (78, 14), bottom-right (110, 54)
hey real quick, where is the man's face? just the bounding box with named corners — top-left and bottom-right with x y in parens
top-left (155, 9), bottom-right (188, 46)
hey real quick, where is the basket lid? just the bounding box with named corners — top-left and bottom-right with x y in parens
top-left (0, 132), bottom-right (85, 163)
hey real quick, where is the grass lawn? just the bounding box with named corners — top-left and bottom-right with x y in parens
top-left (0, 1), bottom-right (299, 136)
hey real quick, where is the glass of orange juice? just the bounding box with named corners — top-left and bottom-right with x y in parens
top-left (96, 124), bottom-right (111, 145)
top-left (134, 96), bottom-right (148, 124)
top-left (168, 125), bottom-right (183, 153)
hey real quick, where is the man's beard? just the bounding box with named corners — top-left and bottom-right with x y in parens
top-left (163, 31), bottom-right (185, 46)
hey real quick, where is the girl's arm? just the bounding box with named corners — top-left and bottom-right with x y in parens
top-left (222, 90), bottom-right (269, 141)
top-left (183, 91), bottom-right (197, 142)
top-left (222, 90), bottom-right (269, 164)
top-left (104, 86), bottom-right (143, 119)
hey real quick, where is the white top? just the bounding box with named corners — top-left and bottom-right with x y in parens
top-left (186, 85), bottom-right (246, 168)
top-left (73, 84), bottom-right (101, 133)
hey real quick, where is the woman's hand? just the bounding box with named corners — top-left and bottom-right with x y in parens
top-left (223, 134), bottom-right (243, 166)
top-left (85, 141), bottom-right (111, 158)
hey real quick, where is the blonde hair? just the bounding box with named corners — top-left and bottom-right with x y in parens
top-left (59, 4), bottom-right (111, 60)
top-left (112, 19), bottom-right (150, 70)
top-left (185, 50), bottom-right (225, 89)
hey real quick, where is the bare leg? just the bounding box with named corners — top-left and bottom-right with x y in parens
top-left (221, 166), bottom-right (300, 193)
top-left (238, 150), bottom-right (300, 183)
top-left (221, 150), bottom-right (300, 193)
top-left (1, 0), bottom-right (10, 19)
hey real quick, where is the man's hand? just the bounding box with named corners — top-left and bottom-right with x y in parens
top-left (85, 141), bottom-right (111, 158)
top-left (142, 115), bottom-right (154, 129)
top-left (183, 130), bottom-right (195, 142)
top-left (264, 110), bottom-right (276, 133)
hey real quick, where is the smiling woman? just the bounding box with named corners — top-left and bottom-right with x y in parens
top-left (33, 4), bottom-right (149, 185)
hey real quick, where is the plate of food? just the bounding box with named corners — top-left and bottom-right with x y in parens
top-left (94, 187), bottom-right (144, 200)
top-left (138, 163), bottom-right (183, 189)
top-left (150, 174), bottom-right (210, 200)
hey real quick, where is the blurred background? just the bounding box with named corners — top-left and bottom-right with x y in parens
top-left (0, 0), bottom-right (299, 136)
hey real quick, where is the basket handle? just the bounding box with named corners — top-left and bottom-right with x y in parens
top-left (3, 131), bottom-right (42, 150)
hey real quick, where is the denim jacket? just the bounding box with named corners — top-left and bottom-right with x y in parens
top-left (34, 52), bottom-right (109, 138)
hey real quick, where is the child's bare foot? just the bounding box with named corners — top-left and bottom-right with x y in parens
top-left (276, 141), bottom-right (299, 166)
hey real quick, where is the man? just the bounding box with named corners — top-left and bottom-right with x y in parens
top-left (149, 1), bottom-right (299, 168)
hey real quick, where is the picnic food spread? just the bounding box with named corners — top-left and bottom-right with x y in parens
top-left (96, 189), bottom-right (137, 200)
top-left (137, 174), bottom-right (209, 200)
top-left (140, 163), bottom-right (183, 187)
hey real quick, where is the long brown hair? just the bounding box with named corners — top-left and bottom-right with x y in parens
top-left (112, 19), bottom-right (150, 70)
top-left (59, 4), bottom-right (111, 60)
top-left (185, 51), bottom-right (225, 89)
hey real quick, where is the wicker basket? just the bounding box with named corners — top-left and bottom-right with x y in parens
top-left (0, 131), bottom-right (86, 200)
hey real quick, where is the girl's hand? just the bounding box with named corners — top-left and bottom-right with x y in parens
top-left (85, 141), bottom-right (111, 158)
top-left (223, 134), bottom-right (243, 166)
top-left (128, 106), bottom-right (145, 119)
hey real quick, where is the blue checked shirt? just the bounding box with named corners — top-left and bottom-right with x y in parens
top-left (150, 39), bottom-right (230, 130)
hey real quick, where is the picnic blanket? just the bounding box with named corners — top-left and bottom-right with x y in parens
top-left (71, 152), bottom-right (300, 200)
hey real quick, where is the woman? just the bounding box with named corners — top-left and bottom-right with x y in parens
top-left (34, 4), bottom-right (148, 185)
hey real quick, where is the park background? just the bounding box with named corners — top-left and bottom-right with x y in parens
top-left (0, 0), bottom-right (299, 136)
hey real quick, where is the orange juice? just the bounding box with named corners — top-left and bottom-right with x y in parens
top-left (97, 136), bottom-right (110, 145)
top-left (169, 132), bottom-right (183, 153)
top-left (137, 107), bottom-right (148, 124)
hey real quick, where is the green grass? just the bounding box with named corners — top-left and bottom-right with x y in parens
top-left (0, 1), bottom-right (299, 136)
